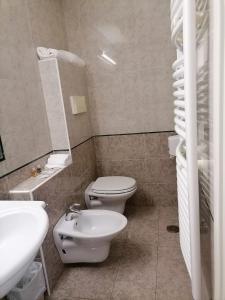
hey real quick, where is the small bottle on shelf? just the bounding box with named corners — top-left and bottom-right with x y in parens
top-left (31, 167), bottom-right (38, 177)
top-left (36, 164), bottom-right (42, 174)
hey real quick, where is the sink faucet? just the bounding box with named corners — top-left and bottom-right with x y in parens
top-left (65, 203), bottom-right (81, 221)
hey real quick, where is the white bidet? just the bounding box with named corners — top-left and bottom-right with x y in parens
top-left (53, 209), bottom-right (127, 263)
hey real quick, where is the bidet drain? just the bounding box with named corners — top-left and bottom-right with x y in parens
top-left (167, 225), bottom-right (179, 233)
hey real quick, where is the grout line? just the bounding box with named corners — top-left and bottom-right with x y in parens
top-left (110, 260), bottom-right (122, 300)
top-left (155, 207), bottom-right (160, 300)
top-left (110, 229), bottom-right (129, 299)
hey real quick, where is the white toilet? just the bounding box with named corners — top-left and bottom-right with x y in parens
top-left (53, 209), bottom-right (127, 263)
top-left (85, 176), bottom-right (137, 214)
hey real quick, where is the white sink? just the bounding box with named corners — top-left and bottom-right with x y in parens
top-left (0, 201), bottom-right (49, 298)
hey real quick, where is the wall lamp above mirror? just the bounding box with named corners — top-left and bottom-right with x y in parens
top-left (98, 51), bottom-right (117, 65)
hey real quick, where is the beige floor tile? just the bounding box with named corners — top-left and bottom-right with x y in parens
top-left (158, 206), bottom-right (180, 248)
top-left (156, 249), bottom-right (192, 300)
top-left (111, 242), bottom-right (157, 300)
top-left (126, 206), bottom-right (159, 246)
top-left (49, 205), bottom-right (192, 300)
top-left (111, 284), bottom-right (156, 300)
top-left (159, 207), bottom-right (178, 230)
top-left (125, 205), bottom-right (159, 221)
top-left (157, 245), bottom-right (184, 261)
top-left (49, 256), bottom-right (118, 300)
top-left (128, 219), bottom-right (158, 245)
top-left (109, 232), bottom-right (128, 258)
top-left (117, 241), bottom-right (158, 269)
top-left (158, 230), bottom-right (180, 248)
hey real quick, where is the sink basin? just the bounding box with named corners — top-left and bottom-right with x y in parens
top-left (0, 201), bottom-right (49, 298)
top-left (76, 210), bottom-right (127, 238)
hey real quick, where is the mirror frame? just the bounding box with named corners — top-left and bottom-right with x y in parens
top-left (0, 136), bottom-right (5, 162)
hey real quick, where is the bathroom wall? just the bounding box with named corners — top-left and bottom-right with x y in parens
top-left (33, 139), bottom-right (96, 289)
top-left (0, 0), bottom-right (67, 176)
top-left (58, 60), bottom-right (92, 147)
top-left (0, 154), bottom-right (49, 199)
top-left (38, 58), bottom-right (92, 151)
top-left (0, 0), bottom-right (178, 292)
top-left (0, 138), bottom-right (97, 289)
top-left (60, 0), bottom-right (177, 206)
top-left (95, 132), bottom-right (177, 206)
top-left (62, 0), bottom-right (175, 135)
top-left (0, 1), bottom-right (94, 290)
top-left (26, 0), bottom-right (67, 50)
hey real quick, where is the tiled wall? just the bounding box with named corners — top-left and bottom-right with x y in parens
top-left (32, 139), bottom-right (96, 289)
top-left (0, 0), bottom-right (178, 292)
top-left (0, 0), bottom-right (67, 176)
top-left (58, 60), bottom-right (92, 147)
top-left (0, 133), bottom-right (177, 290)
top-left (0, 155), bottom-right (49, 199)
top-left (62, 0), bottom-right (176, 135)
top-left (0, 138), bottom-right (97, 289)
top-left (26, 0), bottom-right (67, 50)
top-left (39, 58), bottom-right (92, 151)
top-left (94, 132), bottom-right (177, 207)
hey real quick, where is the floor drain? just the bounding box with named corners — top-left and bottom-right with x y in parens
top-left (167, 225), bottom-right (179, 233)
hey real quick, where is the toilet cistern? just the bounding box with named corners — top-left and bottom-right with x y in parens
top-left (65, 203), bottom-right (81, 221)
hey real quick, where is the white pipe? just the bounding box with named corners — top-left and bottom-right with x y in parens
top-left (211, 0), bottom-right (224, 299)
top-left (183, 0), bottom-right (201, 299)
top-left (40, 246), bottom-right (51, 295)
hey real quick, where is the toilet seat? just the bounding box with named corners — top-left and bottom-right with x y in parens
top-left (91, 176), bottom-right (136, 195)
top-left (85, 176), bottom-right (137, 213)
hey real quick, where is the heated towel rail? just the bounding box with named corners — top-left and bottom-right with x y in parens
top-left (170, 1), bottom-right (208, 299)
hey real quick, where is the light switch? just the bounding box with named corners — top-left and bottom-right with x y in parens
top-left (70, 96), bottom-right (87, 115)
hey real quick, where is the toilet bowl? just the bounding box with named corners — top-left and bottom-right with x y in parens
top-left (85, 176), bottom-right (137, 214)
top-left (53, 209), bottom-right (127, 263)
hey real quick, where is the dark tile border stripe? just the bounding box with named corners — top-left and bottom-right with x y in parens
top-left (0, 130), bottom-right (175, 179)
top-left (71, 136), bottom-right (93, 150)
top-left (0, 151), bottom-right (52, 179)
top-left (0, 137), bottom-right (94, 179)
top-left (94, 130), bottom-right (175, 137)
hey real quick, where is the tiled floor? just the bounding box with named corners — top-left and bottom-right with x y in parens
top-left (47, 206), bottom-right (193, 300)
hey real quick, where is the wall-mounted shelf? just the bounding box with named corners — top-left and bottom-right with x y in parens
top-left (9, 164), bottom-right (70, 195)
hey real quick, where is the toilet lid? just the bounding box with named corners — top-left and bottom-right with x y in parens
top-left (92, 176), bottom-right (136, 193)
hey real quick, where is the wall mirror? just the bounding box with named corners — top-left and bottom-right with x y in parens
top-left (0, 3), bottom-right (71, 178)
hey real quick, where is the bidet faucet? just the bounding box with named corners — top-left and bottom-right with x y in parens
top-left (65, 203), bottom-right (81, 221)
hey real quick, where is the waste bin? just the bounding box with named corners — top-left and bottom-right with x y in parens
top-left (7, 262), bottom-right (46, 300)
